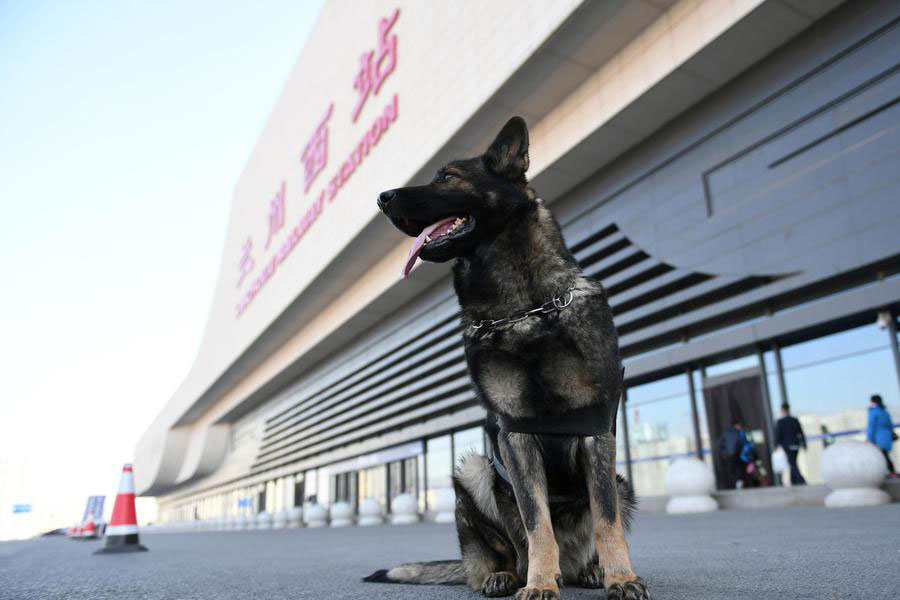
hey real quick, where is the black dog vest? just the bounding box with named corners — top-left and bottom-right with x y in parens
top-left (487, 367), bottom-right (623, 504)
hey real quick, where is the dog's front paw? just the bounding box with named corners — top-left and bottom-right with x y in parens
top-left (605, 576), bottom-right (650, 600)
top-left (514, 586), bottom-right (559, 600)
top-left (578, 564), bottom-right (603, 588)
top-left (481, 571), bottom-right (518, 597)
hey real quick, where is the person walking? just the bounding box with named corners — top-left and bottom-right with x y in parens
top-left (867, 394), bottom-right (898, 478)
top-left (717, 421), bottom-right (750, 489)
top-left (774, 404), bottom-right (807, 485)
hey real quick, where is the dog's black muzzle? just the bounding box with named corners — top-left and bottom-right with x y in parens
top-left (377, 189), bottom-right (397, 212)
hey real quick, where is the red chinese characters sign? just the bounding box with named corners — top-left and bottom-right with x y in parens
top-left (235, 8), bottom-right (401, 318)
top-left (352, 9), bottom-right (399, 122)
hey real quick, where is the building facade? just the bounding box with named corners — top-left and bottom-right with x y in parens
top-left (136, 0), bottom-right (900, 522)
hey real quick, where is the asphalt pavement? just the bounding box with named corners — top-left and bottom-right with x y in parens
top-left (2, 504), bottom-right (898, 599)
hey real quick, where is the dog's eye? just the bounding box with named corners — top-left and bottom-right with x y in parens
top-left (437, 173), bottom-right (456, 183)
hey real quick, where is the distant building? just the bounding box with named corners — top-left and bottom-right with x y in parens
top-left (136, 0), bottom-right (900, 522)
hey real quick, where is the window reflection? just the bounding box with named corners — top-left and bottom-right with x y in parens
top-left (625, 374), bottom-right (693, 497)
top-left (425, 434), bottom-right (452, 511)
top-left (780, 324), bottom-right (899, 484)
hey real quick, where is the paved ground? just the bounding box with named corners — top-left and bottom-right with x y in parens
top-left (2, 504), bottom-right (898, 599)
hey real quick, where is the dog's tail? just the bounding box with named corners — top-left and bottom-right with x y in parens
top-left (363, 559), bottom-right (466, 585)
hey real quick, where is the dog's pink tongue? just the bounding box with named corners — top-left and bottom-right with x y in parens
top-left (402, 217), bottom-right (457, 278)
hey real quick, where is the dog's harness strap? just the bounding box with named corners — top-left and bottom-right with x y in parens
top-left (498, 404), bottom-right (611, 436)
top-left (488, 451), bottom-right (578, 505)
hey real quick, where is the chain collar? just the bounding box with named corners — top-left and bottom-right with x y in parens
top-left (470, 284), bottom-right (577, 334)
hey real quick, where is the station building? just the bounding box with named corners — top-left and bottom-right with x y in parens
top-left (136, 0), bottom-right (900, 522)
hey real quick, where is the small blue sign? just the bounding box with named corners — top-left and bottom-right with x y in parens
top-left (12, 504), bottom-right (31, 514)
top-left (238, 498), bottom-right (253, 508)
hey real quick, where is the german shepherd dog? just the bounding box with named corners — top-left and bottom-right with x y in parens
top-left (368, 117), bottom-right (650, 600)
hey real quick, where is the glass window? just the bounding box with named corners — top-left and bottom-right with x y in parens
top-left (625, 374), bottom-right (694, 497)
top-left (425, 434), bottom-right (452, 511)
top-left (358, 465), bottom-right (387, 509)
top-left (453, 427), bottom-right (484, 464)
top-left (780, 324), bottom-right (900, 484)
top-left (294, 473), bottom-right (306, 506)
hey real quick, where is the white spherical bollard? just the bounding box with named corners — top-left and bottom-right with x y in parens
top-left (390, 493), bottom-right (419, 525)
top-left (304, 503), bottom-right (328, 528)
top-left (287, 506), bottom-right (303, 528)
top-left (665, 457), bottom-right (718, 514)
top-left (358, 498), bottom-right (384, 526)
top-left (330, 501), bottom-right (354, 527)
top-left (822, 441), bottom-right (890, 507)
top-left (236, 514), bottom-right (249, 531)
top-left (272, 510), bottom-right (288, 529)
top-left (256, 511), bottom-right (273, 529)
top-left (433, 489), bottom-right (456, 523)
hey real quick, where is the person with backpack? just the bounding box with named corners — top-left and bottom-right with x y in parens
top-left (717, 420), bottom-right (751, 489)
top-left (775, 404), bottom-right (807, 485)
top-left (867, 394), bottom-right (898, 478)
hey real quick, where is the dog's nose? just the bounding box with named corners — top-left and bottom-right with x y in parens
top-left (377, 190), bottom-right (397, 211)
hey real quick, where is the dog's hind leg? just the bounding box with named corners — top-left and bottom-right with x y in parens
top-left (497, 432), bottom-right (561, 600)
top-left (454, 455), bottom-right (520, 597)
top-left (581, 434), bottom-right (651, 600)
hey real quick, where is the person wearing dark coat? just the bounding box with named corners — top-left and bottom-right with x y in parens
top-left (717, 421), bottom-right (750, 489)
top-left (867, 394), bottom-right (898, 478)
top-left (774, 404), bottom-right (807, 485)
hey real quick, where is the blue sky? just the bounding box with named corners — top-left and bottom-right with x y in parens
top-left (0, 0), bottom-right (324, 538)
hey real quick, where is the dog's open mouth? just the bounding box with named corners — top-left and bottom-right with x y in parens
top-left (402, 215), bottom-right (472, 278)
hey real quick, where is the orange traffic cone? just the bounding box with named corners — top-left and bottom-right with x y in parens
top-left (81, 515), bottom-right (99, 540)
top-left (95, 464), bottom-right (147, 554)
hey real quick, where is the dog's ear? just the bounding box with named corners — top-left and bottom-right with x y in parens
top-left (484, 116), bottom-right (529, 183)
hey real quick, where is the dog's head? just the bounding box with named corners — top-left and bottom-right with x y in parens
top-left (378, 116), bottom-right (535, 277)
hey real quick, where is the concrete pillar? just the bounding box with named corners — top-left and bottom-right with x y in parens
top-left (665, 457), bottom-right (718, 513)
top-left (330, 501), bottom-right (354, 527)
top-left (433, 489), bottom-right (455, 523)
top-left (304, 503), bottom-right (328, 528)
top-left (390, 493), bottom-right (419, 525)
top-left (287, 506), bottom-right (303, 528)
top-left (256, 511), bottom-right (273, 530)
top-left (358, 498), bottom-right (384, 526)
top-left (822, 441), bottom-right (890, 507)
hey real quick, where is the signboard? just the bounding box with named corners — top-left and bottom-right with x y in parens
top-left (12, 504), bottom-right (31, 514)
top-left (80, 495), bottom-right (105, 523)
top-left (234, 7), bottom-right (401, 318)
top-left (238, 498), bottom-right (253, 508)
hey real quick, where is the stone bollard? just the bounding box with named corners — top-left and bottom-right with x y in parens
top-left (822, 441), bottom-right (890, 507)
top-left (330, 501), bottom-right (354, 527)
top-left (390, 493), bottom-right (419, 525)
top-left (257, 511), bottom-right (274, 529)
top-left (272, 510), bottom-right (288, 529)
top-left (665, 457), bottom-right (718, 514)
top-left (215, 516), bottom-right (226, 531)
top-left (358, 498), bottom-right (384, 526)
top-left (236, 514), bottom-right (249, 531)
top-left (225, 515), bottom-right (237, 531)
top-left (434, 489), bottom-right (456, 523)
top-left (305, 503), bottom-right (328, 528)
top-left (287, 506), bottom-right (303, 528)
